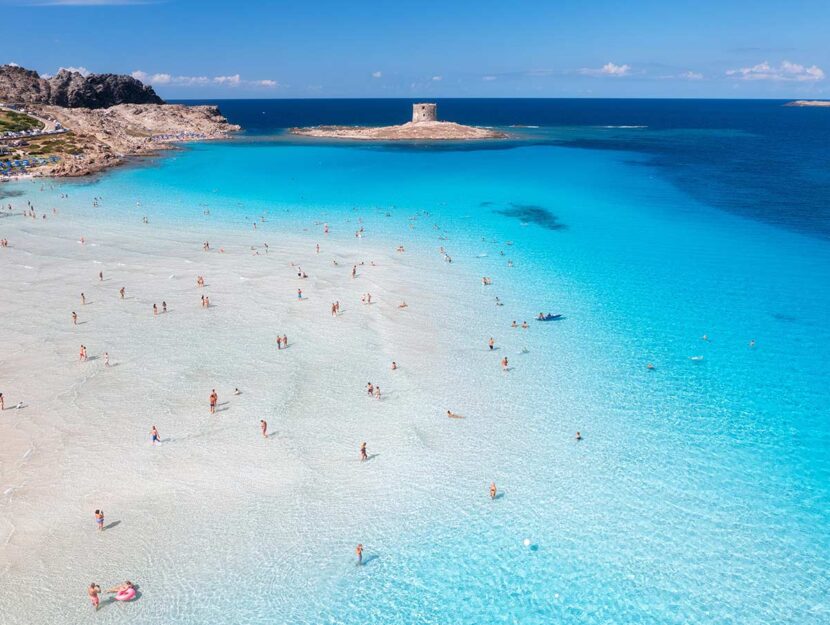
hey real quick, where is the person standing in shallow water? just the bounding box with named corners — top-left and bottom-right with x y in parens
top-left (489, 337), bottom-right (495, 351)
top-left (95, 509), bottom-right (104, 531)
top-left (88, 583), bottom-right (101, 611)
top-left (260, 420), bottom-right (268, 438)
top-left (490, 482), bottom-right (497, 499)
top-left (209, 389), bottom-right (218, 413)
top-left (356, 544), bottom-right (364, 565)
top-left (360, 442), bottom-right (368, 461)
top-left (150, 425), bottom-right (160, 445)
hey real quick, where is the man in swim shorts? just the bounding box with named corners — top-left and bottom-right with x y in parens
top-left (88, 583), bottom-right (101, 610)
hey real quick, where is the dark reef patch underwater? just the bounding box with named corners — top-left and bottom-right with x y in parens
top-left (496, 203), bottom-right (567, 231)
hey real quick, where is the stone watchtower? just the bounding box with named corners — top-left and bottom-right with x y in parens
top-left (412, 102), bottom-right (438, 123)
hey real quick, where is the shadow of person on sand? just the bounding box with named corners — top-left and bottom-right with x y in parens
top-left (494, 492), bottom-right (505, 500)
top-left (365, 453), bottom-right (380, 462)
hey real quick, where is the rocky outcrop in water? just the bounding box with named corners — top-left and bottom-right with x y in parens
top-left (291, 121), bottom-right (507, 141)
top-left (0, 64), bottom-right (163, 108)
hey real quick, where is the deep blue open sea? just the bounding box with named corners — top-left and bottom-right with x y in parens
top-left (7, 99), bottom-right (830, 624)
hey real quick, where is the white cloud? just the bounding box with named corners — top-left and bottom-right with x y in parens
top-left (59, 65), bottom-right (91, 77)
top-left (679, 71), bottom-right (703, 80)
top-left (131, 70), bottom-right (278, 89)
top-left (213, 74), bottom-right (241, 86)
top-left (482, 75), bottom-right (497, 81)
top-left (431, 75), bottom-right (442, 81)
top-left (579, 62), bottom-right (631, 77)
top-left (6, 62), bottom-right (21, 67)
top-left (726, 60), bottom-right (825, 82)
top-left (371, 71), bottom-right (382, 79)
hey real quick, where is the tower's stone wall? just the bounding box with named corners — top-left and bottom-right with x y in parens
top-left (412, 103), bottom-right (438, 123)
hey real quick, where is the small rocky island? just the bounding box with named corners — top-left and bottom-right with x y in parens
top-left (291, 103), bottom-right (507, 140)
top-left (784, 100), bottom-right (830, 107)
top-left (1, 64), bottom-right (239, 179)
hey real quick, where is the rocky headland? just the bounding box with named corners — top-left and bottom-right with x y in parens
top-left (0, 64), bottom-right (163, 108)
top-left (1, 64), bottom-right (239, 178)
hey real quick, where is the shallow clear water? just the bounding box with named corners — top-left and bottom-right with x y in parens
top-left (3, 101), bottom-right (830, 624)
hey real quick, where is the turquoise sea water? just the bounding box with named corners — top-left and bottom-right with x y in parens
top-left (5, 104), bottom-right (830, 624)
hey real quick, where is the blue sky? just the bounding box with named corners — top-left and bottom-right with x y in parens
top-left (2, 0), bottom-right (829, 98)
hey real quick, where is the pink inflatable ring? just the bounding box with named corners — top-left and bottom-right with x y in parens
top-left (114, 587), bottom-right (136, 602)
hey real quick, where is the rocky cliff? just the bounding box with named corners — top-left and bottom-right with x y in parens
top-left (0, 64), bottom-right (163, 108)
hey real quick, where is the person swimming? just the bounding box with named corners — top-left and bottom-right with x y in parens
top-left (106, 581), bottom-right (134, 595)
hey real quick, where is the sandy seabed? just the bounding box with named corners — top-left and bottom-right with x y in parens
top-left (0, 193), bottom-right (542, 624)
